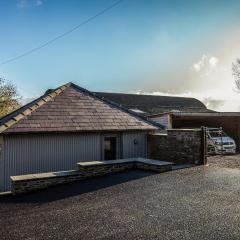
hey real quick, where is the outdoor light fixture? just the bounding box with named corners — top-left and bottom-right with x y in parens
top-left (134, 139), bottom-right (138, 145)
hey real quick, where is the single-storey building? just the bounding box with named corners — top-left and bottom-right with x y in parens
top-left (95, 92), bottom-right (213, 115)
top-left (0, 83), bottom-right (161, 192)
top-left (101, 92), bottom-right (240, 152)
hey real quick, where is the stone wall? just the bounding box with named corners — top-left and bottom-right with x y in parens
top-left (11, 158), bottom-right (172, 194)
top-left (148, 128), bottom-right (207, 165)
top-left (11, 171), bottom-right (85, 194)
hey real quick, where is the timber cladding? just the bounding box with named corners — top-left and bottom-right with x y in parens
top-left (147, 129), bottom-right (206, 165)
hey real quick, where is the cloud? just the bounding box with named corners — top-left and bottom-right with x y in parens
top-left (17, 0), bottom-right (43, 8)
top-left (192, 54), bottom-right (219, 73)
top-left (21, 97), bottom-right (35, 105)
top-left (209, 57), bottom-right (219, 67)
top-left (193, 54), bottom-right (207, 72)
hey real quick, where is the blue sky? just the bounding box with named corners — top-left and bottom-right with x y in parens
top-left (1, 0), bottom-right (240, 110)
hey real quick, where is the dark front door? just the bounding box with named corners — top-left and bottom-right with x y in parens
top-left (104, 136), bottom-right (117, 160)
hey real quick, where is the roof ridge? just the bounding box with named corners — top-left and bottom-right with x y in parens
top-left (69, 82), bottom-right (164, 129)
top-left (95, 91), bottom-right (201, 100)
top-left (0, 83), bottom-right (71, 133)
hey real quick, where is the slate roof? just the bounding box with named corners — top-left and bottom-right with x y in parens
top-left (0, 83), bottom-right (160, 134)
top-left (95, 92), bottom-right (212, 115)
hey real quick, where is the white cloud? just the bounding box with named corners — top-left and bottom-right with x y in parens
top-left (193, 54), bottom-right (207, 72)
top-left (192, 54), bottom-right (219, 73)
top-left (209, 57), bottom-right (219, 67)
top-left (129, 54), bottom-right (240, 112)
top-left (17, 0), bottom-right (43, 8)
top-left (21, 97), bottom-right (35, 105)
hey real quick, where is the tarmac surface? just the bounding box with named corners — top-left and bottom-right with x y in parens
top-left (0, 166), bottom-right (240, 240)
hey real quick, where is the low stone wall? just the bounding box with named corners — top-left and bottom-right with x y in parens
top-left (11, 158), bottom-right (172, 194)
top-left (136, 162), bottom-right (172, 172)
top-left (11, 171), bottom-right (85, 194)
top-left (148, 128), bottom-right (207, 165)
top-left (78, 159), bottom-right (172, 174)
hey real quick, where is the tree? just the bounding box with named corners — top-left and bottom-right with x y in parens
top-left (0, 78), bottom-right (21, 117)
top-left (232, 58), bottom-right (240, 90)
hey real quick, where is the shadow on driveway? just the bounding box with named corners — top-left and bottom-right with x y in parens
top-left (0, 170), bottom-right (154, 204)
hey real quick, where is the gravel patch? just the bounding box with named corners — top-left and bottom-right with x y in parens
top-left (208, 154), bottom-right (240, 169)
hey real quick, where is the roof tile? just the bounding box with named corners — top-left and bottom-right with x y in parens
top-left (1, 83), bottom-right (158, 134)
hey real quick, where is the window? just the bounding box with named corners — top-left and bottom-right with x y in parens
top-left (209, 130), bottom-right (227, 138)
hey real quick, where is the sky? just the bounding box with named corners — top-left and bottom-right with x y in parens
top-left (1, 0), bottom-right (240, 111)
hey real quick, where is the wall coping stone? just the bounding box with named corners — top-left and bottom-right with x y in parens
top-left (11, 158), bottom-right (172, 183)
top-left (150, 133), bottom-right (168, 136)
top-left (11, 170), bottom-right (79, 182)
top-left (78, 158), bottom-right (173, 167)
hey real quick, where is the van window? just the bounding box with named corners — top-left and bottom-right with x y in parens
top-left (209, 130), bottom-right (227, 138)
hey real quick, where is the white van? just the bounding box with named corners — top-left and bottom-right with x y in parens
top-left (207, 128), bottom-right (236, 155)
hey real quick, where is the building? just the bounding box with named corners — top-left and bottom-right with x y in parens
top-left (149, 111), bottom-right (240, 150)
top-left (0, 83), bottom-right (160, 192)
top-left (95, 92), bottom-right (213, 115)
top-left (99, 92), bottom-right (240, 151)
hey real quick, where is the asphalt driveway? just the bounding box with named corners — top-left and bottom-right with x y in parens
top-left (0, 166), bottom-right (240, 240)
